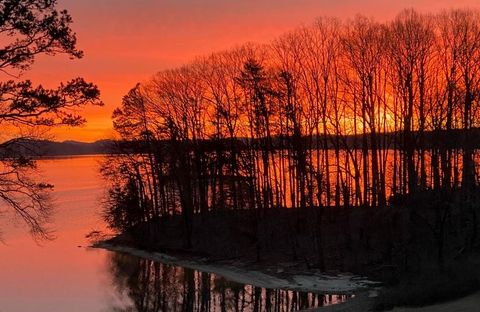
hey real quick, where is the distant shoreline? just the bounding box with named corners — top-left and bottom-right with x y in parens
top-left (0, 139), bottom-right (114, 157)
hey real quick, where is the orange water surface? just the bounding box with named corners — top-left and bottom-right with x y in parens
top-left (0, 156), bottom-right (130, 311)
top-left (0, 156), bottom-right (351, 312)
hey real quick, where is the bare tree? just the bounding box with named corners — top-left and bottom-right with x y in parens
top-left (0, 0), bottom-right (102, 238)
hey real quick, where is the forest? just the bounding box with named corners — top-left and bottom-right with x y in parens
top-left (102, 9), bottom-right (480, 304)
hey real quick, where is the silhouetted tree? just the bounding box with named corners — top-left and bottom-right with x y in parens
top-left (104, 9), bottom-right (480, 271)
top-left (0, 0), bottom-right (102, 238)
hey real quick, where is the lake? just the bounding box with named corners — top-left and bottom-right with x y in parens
top-left (0, 156), bottom-right (349, 312)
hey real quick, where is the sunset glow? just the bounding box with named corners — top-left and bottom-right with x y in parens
top-left (13, 0), bottom-right (479, 142)
top-left (4, 2), bottom-right (480, 311)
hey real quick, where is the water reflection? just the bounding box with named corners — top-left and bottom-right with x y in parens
top-left (108, 252), bottom-right (350, 312)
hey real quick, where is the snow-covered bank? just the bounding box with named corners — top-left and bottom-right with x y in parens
top-left (94, 242), bottom-right (380, 295)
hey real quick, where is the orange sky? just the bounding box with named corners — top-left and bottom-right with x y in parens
top-left (17, 0), bottom-right (480, 142)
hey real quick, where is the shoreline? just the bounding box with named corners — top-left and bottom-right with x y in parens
top-left (94, 241), bottom-right (380, 310)
top-left (93, 240), bottom-right (480, 312)
top-left (94, 242), bottom-right (380, 294)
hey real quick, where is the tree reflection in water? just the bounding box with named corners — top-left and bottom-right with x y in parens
top-left (107, 252), bottom-right (350, 312)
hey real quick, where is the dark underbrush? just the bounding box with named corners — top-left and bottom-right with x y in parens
top-left (106, 188), bottom-right (480, 310)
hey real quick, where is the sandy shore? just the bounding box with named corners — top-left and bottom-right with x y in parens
top-left (95, 242), bottom-right (378, 294)
top-left (94, 241), bottom-right (385, 312)
top-left (95, 242), bottom-right (480, 311)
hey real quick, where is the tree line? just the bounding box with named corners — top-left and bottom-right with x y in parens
top-left (103, 9), bottom-right (480, 259)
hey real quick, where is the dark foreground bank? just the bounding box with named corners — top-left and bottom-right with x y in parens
top-left (101, 197), bottom-right (480, 311)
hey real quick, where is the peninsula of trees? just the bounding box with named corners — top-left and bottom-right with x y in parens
top-left (102, 9), bottom-right (480, 307)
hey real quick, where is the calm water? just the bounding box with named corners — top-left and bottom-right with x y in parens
top-left (0, 156), bottom-right (348, 312)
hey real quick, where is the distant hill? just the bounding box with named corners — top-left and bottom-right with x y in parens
top-left (3, 127), bottom-right (479, 158)
top-left (0, 139), bottom-right (115, 157)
